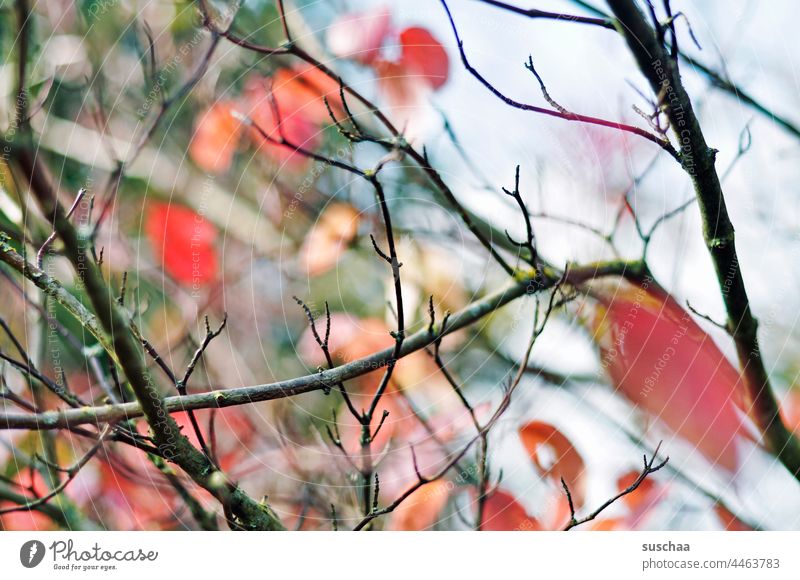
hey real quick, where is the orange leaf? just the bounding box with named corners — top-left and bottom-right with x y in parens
top-left (298, 203), bottom-right (360, 276)
top-left (389, 480), bottom-right (450, 530)
top-left (590, 518), bottom-right (622, 531)
top-left (189, 101), bottom-right (242, 174)
top-left (519, 421), bottom-right (587, 508)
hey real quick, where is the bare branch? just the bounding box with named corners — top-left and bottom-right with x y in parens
top-left (0, 260), bottom-right (636, 431)
top-left (0, 425), bottom-right (112, 516)
top-left (439, 0), bottom-right (679, 159)
top-left (475, 0), bottom-right (615, 28)
top-left (563, 442), bottom-right (669, 530)
top-left (607, 0), bottom-right (800, 479)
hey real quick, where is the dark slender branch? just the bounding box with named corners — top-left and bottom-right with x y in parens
top-left (323, 412), bottom-right (360, 473)
top-left (89, 20), bottom-right (221, 237)
top-left (567, 0), bottom-right (800, 142)
top-left (353, 289), bottom-right (555, 531)
top-left (138, 333), bottom-right (177, 383)
top-left (368, 234), bottom-right (391, 264)
top-left (0, 310), bottom-right (151, 449)
top-left (439, 0), bottom-right (679, 160)
top-left (371, 410), bottom-right (390, 441)
top-left (431, 313), bottom-right (479, 431)
top-left (152, 455), bottom-right (219, 530)
top-left (686, 302), bottom-right (727, 332)
top-left (475, 0), bottom-right (615, 28)
top-left (0, 317), bottom-right (34, 371)
top-left (364, 174), bottom-right (405, 419)
top-left (0, 351), bottom-right (83, 408)
top-left (180, 314), bottom-right (227, 389)
top-left (0, 425), bottom-right (111, 516)
top-left (395, 389), bottom-right (470, 480)
top-left (0, 386), bottom-right (37, 413)
top-left (293, 296), bottom-right (359, 416)
top-left (236, 36), bottom-right (411, 517)
top-left (356, 172), bottom-right (405, 520)
top-left (644, 197), bottom-right (695, 245)
top-left (502, 165), bottom-right (537, 265)
top-left (174, 315), bottom-right (227, 464)
top-left (480, 0), bottom-right (800, 146)
top-left (0, 479), bottom-right (72, 527)
top-left (239, 109), bottom-right (365, 178)
top-left (14, 0), bottom-right (30, 126)
top-left (276, 0), bottom-right (292, 43)
top-left (475, 433), bottom-right (490, 530)
top-left (524, 57), bottom-right (570, 115)
top-left (131, 32), bottom-right (221, 161)
top-left (36, 188), bottom-right (86, 268)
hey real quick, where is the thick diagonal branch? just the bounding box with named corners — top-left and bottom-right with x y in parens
top-left (11, 145), bottom-right (284, 529)
top-left (606, 0), bottom-right (800, 478)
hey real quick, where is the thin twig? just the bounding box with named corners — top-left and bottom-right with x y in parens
top-left (562, 442), bottom-right (669, 530)
top-left (0, 425), bottom-right (112, 516)
top-left (439, 0), bottom-right (680, 160)
top-left (37, 188), bottom-right (86, 268)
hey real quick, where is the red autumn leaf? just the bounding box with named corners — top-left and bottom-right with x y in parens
top-left (480, 489), bottom-right (541, 531)
top-left (95, 460), bottom-right (183, 530)
top-left (519, 421), bottom-right (587, 509)
top-left (242, 76), bottom-right (321, 168)
top-left (399, 27), bottom-right (450, 90)
top-left (388, 480), bottom-right (450, 530)
top-left (326, 6), bottom-right (392, 64)
top-left (189, 101), bottom-right (242, 174)
top-left (145, 203), bottom-right (218, 286)
top-left (590, 278), bottom-right (749, 471)
top-left (13, 467), bottom-right (49, 497)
